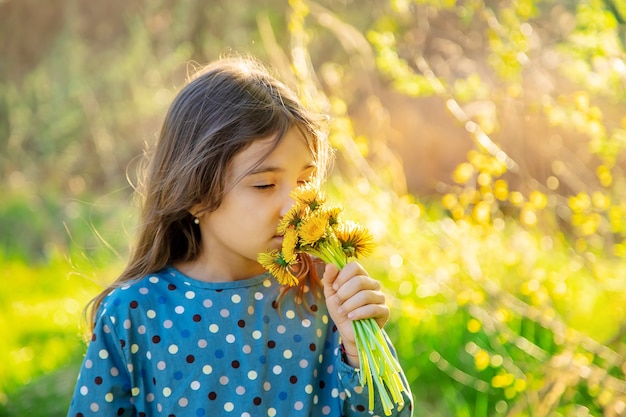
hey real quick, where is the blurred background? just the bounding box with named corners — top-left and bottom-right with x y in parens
top-left (2, 0), bottom-right (626, 415)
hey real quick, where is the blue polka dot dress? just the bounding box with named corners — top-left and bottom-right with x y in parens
top-left (68, 266), bottom-right (413, 416)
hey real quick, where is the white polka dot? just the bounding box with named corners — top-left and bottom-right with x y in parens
top-left (272, 365), bottom-right (282, 375)
top-left (123, 319), bottom-right (131, 329)
top-left (248, 370), bottom-right (258, 380)
top-left (267, 407), bottom-right (277, 417)
top-left (146, 310), bottom-right (156, 319)
top-left (231, 294), bottom-right (241, 303)
top-left (220, 308), bottom-right (230, 318)
top-left (131, 344), bottom-right (139, 354)
top-left (242, 344), bottom-right (251, 354)
top-left (241, 413), bottom-right (251, 417)
top-left (146, 393), bottom-right (154, 402)
top-left (105, 392), bottom-right (114, 402)
top-left (302, 319), bottom-right (311, 327)
top-left (175, 305), bottom-right (185, 314)
top-left (276, 325), bottom-right (286, 334)
top-left (168, 344), bottom-right (178, 354)
top-left (163, 320), bottom-right (173, 329)
top-left (294, 401), bottom-right (304, 411)
top-left (178, 397), bottom-right (188, 407)
top-left (263, 381), bottom-right (271, 391)
top-left (327, 365), bottom-right (334, 374)
top-left (110, 317), bottom-right (116, 324)
top-left (85, 359), bottom-right (93, 369)
top-left (247, 306), bottom-right (255, 315)
top-left (146, 351), bottom-right (152, 360)
top-left (322, 314), bottom-right (329, 324)
top-left (224, 402), bottom-right (234, 412)
top-left (103, 324), bottom-right (111, 333)
top-left (203, 299), bottom-right (213, 308)
top-left (263, 280), bottom-right (272, 287)
top-left (131, 387), bottom-right (140, 396)
top-left (80, 386), bottom-right (88, 395)
top-left (220, 375), bottom-right (229, 385)
top-left (331, 388), bottom-right (339, 398)
top-left (98, 349), bottom-right (109, 359)
top-left (254, 292), bottom-right (264, 300)
top-left (157, 403), bottom-right (163, 412)
top-left (137, 325), bottom-right (146, 335)
top-left (185, 290), bottom-right (195, 299)
top-left (198, 339), bottom-right (208, 348)
top-left (236, 386), bottom-right (246, 395)
top-left (316, 329), bottom-right (323, 338)
top-left (283, 349), bottom-right (293, 359)
top-left (226, 334), bottom-right (236, 343)
top-left (110, 367), bottom-right (119, 376)
top-left (203, 365), bottom-right (213, 374)
top-left (299, 359), bottom-right (309, 368)
top-left (322, 406), bottom-right (331, 415)
top-left (209, 324), bottom-right (219, 333)
top-left (286, 310), bottom-right (295, 319)
top-left (163, 387), bottom-right (172, 397)
top-left (139, 287), bottom-right (148, 294)
top-left (157, 361), bottom-right (166, 370)
top-left (313, 394), bottom-right (319, 404)
top-left (354, 385), bottom-right (363, 394)
top-left (90, 402), bottom-right (99, 412)
top-left (252, 330), bottom-right (262, 339)
top-left (149, 276), bottom-right (159, 283)
top-left (127, 364), bottom-right (133, 373)
top-left (305, 384), bottom-right (313, 394)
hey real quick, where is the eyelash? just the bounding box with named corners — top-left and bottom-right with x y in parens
top-left (253, 180), bottom-right (308, 191)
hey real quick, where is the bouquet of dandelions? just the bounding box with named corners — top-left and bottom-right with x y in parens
top-left (258, 183), bottom-right (406, 415)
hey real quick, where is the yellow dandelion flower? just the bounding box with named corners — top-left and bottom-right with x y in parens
top-left (282, 227), bottom-right (299, 262)
top-left (319, 204), bottom-right (342, 228)
top-left (335, 220), bottom-right (375, 258)
top-left (277, 202), bottom-right (306, 235)
top-left (291, 182), bottom-right (326, 210)
top-left (257, 250), bottom-right (299, 286)
top-left (298, 214), bottom-right (329, 246)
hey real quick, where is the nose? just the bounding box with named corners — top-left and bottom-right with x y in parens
top-left (279, 189), bottom-right (296, 217)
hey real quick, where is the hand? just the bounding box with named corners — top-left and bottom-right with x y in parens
top-left (322, 262), bottom-right (389, 367)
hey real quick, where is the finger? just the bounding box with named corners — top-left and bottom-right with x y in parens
top-left (322, 263), bottom-right (340, 287)
top-left (344, 303), bottom-right (390, 326)
top-left (337, 289), bottom-right (386, 318)
top-left (333, 274), bottom-right (381, 304)
top-left (332, 261), bottom-right (368, 290)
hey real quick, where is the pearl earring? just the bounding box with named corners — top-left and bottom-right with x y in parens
top-left (194, 217), bottom-right (200, 225)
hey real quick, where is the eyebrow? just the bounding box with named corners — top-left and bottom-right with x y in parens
top-left (245, 162), bottom-right (317, 177)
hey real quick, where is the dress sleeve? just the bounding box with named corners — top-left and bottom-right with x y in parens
top-left (67, 309), bottom-right (135, 417)
top-left (336, 330), bottom-right (414, 417)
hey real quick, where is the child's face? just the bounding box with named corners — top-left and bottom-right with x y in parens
top-left (197, 128), bottom-right (316, 280)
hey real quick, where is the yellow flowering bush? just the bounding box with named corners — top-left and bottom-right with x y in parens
top-left (258, 182), bottom-right (407, 415)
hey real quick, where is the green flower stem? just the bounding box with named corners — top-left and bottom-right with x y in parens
top-left (304, 238), bottom-right (407, 415)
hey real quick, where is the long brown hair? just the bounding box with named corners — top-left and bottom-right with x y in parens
top-left (86, 56), bottom-right (332, 330)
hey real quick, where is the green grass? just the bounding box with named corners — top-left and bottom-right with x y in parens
top-left (0, 251), bottom-right (119, 416)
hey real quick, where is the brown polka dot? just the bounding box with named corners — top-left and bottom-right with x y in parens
top-left (186, 355), bottom-right (195, 363)
top-left (309, 343), bottom-right (316, 351)
top-left (208, 392), bottom-right (217, 400)
top-left (232, 360), bottom-right (240, 368)
top-left (267, 340), bottom-right (276, 348)
top-left (94, 376), bottom-right (103, 385)
top-left (193, 314), bottom-right (201, 322)
top-left (238, 320), bottom-right (246, 328)
top-left (152, 335), bottom-right (161, 343)
top-left (253, 397), bottom-right (262, 405)
top-left (167, 284), bottom-right (177, 290)
top-left (129, 300), bottom-right (139, 309)
top-left (290, 375), bottom-right (298, 384)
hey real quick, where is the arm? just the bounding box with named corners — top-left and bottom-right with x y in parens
top-left (324, 262), bottom-right (414, 416)
top-left (67, 311), bottom-right (135, 417)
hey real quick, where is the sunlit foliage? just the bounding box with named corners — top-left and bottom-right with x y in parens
top-left (1, 0), bottom-right (626, 416)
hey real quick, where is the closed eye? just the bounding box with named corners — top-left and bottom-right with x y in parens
top-left (254, 184), bottom-right (275, 190)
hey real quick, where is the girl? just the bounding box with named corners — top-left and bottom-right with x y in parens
top-left (68, 56), bottom-right (413, 417)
